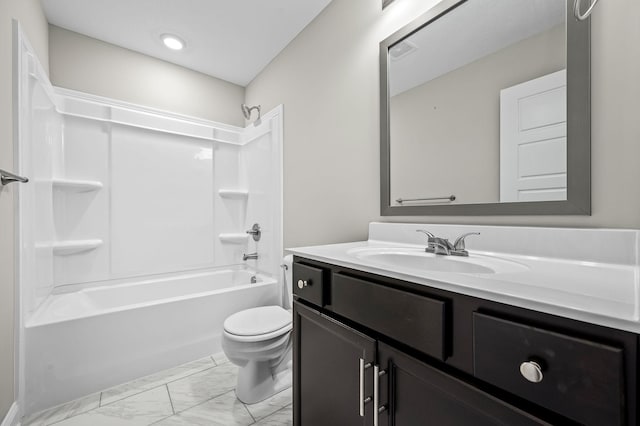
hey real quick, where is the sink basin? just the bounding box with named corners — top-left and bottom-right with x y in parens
top-left (347, 247), bottom-right (528, 274)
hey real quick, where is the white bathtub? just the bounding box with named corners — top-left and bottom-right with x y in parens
top-left (24, 267), bottom-right (279, 414)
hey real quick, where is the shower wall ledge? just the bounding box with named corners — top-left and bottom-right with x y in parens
top-left (52, 178), bottom-right (103, 192)
top-left (53, 87), bottom-right (247, 145)
top-left (219, 189), bottom-right (249, 198)
top-left (36, 239), bottom-right (103, 256)
top-left (218, 233), bottom-right (250, 244)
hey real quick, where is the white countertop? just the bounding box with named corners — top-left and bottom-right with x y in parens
top-left (288, 222), bottom-right (640, 333)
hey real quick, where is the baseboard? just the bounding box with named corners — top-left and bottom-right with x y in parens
top-left (1, 402), bottom-right (20, 426)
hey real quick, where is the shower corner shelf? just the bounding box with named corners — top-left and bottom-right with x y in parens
top-left (218, 233), bottom-right (250, 244)
top-left (53, 178), bottom-right (103, 193)
top-left (218, 189), bottom-right (249, 199)
top-left (36, 239), bottom-right (104, 256)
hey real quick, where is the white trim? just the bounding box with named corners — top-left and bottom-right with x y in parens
top-left (53, 87), bottom-right (241, 131)
top-left (1, 402), bottom-right (20, 426)
top-left (53, 87), bottom-right (248, 145)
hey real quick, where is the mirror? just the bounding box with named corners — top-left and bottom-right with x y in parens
top-left (380, 0), bottom-right (590, 216)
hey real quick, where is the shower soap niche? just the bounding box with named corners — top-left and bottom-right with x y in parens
top-left (52, 179), bottom-right (103, 193)
top-left (219, 233), bottom-right (250, 244)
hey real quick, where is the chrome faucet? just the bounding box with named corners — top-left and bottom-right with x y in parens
top-left (416, 230), bottom-right (480, 257)
top-left (243, 252), bottom-right (258, 261)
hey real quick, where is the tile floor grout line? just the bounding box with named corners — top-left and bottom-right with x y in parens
top-left (172, 387), bottom-right (240, 415)
top-left (254, 404), bottom-right (292, 425)
top-left (26, 359), bottom-right (226, 425)
top-left (44, 397), bottom-right (105, 426)
top-left (152, 389), bottom-right (243, 424)
top-left (99, 382), bottom-right (176, 411)
top-left (163, 364), bottom-right (218, 386)
top-left (101, 364), bottom-right (218, 407)
top-left (24, 393), bottom-right (100, 425)
top-left (31, 356), bottom-right (286, 426)
top-left (243, 401), bottom-right (257, 423)
top-left (166, 384), bottom-right (176, 415)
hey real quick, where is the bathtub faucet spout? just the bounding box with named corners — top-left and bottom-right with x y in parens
top-left (243, 252), bottom-right (258, 261)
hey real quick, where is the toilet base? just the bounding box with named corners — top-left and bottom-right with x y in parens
top-left (235, 358), bottom-right (292, 404)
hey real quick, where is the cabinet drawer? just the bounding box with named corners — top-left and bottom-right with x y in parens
top-left (473, 313), bottom-right (624, 426)
top-left (292, 262), bottom-right (325, 306)
top-left (331, 273), bottom-right (448, 360)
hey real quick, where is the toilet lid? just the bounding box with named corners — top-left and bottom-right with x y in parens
top-left (224, 306), bottom-right (292, 336)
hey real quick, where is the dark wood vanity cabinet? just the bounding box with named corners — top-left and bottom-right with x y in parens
top-left (293, 302), bottom-right (376, 425)
top-left (292, 257), bottom-right (639, 426)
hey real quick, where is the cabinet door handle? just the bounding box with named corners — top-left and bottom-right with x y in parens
top-left (297, 279), bottom-right (309, 289)
top-left (359, 358), bottom-right (372, 416)
top-left (373, 365), bottom-right (387, 426)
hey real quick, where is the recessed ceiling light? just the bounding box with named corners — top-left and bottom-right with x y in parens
top-left (161, 34), bottom-right (185, 51)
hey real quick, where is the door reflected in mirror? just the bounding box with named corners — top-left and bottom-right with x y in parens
top-left (381, 0), bottom-right (590, 216)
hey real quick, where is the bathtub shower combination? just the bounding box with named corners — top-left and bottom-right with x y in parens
top-left (14, 26), bottom-right (283, 415)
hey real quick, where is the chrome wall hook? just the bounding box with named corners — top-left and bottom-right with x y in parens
top-left (574, 0), bottom-right (600, 21)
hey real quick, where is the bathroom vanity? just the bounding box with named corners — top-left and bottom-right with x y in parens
top-left (289, 223), bottom-right (640, 425)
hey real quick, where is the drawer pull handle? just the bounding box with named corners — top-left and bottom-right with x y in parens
top-left (297, 279), bottom-right (310, 289)
top-left (519, 361), bottom-right (544, 383)
top-left (359, 359), bottom-right (372, 416)
top-left (374, 366), bottom-right (386, 426)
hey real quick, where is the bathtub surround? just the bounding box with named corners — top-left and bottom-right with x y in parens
top-left (246, 0), bottom-right (640, 248)
top-left (15, 30), bottom-right (284, 415)
top-left (0, 1), bottom-right (48, 423)
top-left (23, 353), bottom-right (293, 426)
top-left (25, 269), bottom-right (279, 413)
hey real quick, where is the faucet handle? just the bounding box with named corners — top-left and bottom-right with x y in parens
top-left (416, 229), bottom-right (435, 240)
top-left (453, 232), bottom-right (480, 251)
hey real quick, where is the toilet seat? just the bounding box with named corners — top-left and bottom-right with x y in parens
top-left (224, 306), bottom-right (292, 343)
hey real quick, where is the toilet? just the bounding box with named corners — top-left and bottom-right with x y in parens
top-left (221, 255), bottom-right (294, 404)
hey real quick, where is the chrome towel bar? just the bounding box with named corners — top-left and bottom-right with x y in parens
top-left (0, 168), bottom-right (29, 186)
top-left (396, 195), bottom-right (455, 204)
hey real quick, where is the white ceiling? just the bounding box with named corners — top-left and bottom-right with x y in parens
top-left (41, 0), bottom-right (332, 87)
top-left (390, 0), bottom-right (565, 96)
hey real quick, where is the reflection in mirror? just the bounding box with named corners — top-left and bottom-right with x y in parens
top-left (390, 0), bottom-right (566, 205)
top-left (381, 0), bottom-right (590, 216)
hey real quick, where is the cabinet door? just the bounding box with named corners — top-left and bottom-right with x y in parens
top-left (294, 301), bottom-right (376, 426)
top-left (377, 342), bottom-right (550, 426)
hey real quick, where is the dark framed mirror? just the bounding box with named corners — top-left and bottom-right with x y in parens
top-left (380, 0), bottom-right (590, 216)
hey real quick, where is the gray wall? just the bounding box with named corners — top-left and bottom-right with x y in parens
top-left (390, 25), bottom-right (565, 205)
top-left (0, 0), bottom-right (48, 419)
top-left (49, 26), bottom-right (246, 126)
top-left (246, 0), bottom-right (640, 249)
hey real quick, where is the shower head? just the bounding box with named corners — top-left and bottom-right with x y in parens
top-left (241, 104), bottom-right (261, 124)
top-left (241, 104), bottom-right (251, 120)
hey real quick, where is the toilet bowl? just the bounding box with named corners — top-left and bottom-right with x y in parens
top-left (221, 255), bottom-right (294, 404)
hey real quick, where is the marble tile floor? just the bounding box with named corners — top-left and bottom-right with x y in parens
top-left (23, 353), bottom-right (292, 426)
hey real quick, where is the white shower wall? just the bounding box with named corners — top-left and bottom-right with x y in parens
top-left (15, 39), bottom-right (59, 319)
top-left (44, 89), bottom-right (283, 291)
